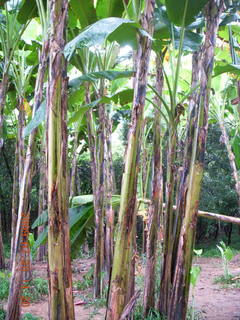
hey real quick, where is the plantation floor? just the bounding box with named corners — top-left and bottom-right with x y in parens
top-left (192, 256), bottom-right (240, 320)
top-left (3, 256), bottom-right (240, 319)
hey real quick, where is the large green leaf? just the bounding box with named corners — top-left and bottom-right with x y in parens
top-left (69, 70), bottom-right (134, 88)
top-left (96, 0), bottom-right (125, 19)
top-left (32, 195), bottom-right (121, 256)
top-left (17, 0), bottom-right (47, 24)
top-left (165, 0), bottom-right (209, 27)
top-left (64, 18), bottom-right (136, 60)
top-left (31, 210), bottom-right (48, 229)
top-left (68, 98), bottom-right (111, 125)
top-left (111, 89), bottom-right (134, 106)
top-left (107, 22), bottom-right (140, 49)
top-left (232, 135), bottom-right (240, 169)
top-left (69, 0), bottom-right (97, 28)
top-left (174, 30), bottom-right (202, 52)
top-left (23, 101), bottom-right (46, 137)
top-left (32, 227), bottom-right (48, 251)
top-left (71, 195), bottom-right (94, 206)
top-left (214, 64), bottom-right (240, 77)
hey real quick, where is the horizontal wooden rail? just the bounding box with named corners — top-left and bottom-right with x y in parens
top-left (138, 199), bottom-right (240, 225)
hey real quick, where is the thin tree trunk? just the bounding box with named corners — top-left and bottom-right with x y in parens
top-left (0, 71), bottom-right (8, 269)
top-left (106, 1), bottom-right (155, 318)
top-left (85, 84), bottom-right (104, 298)
top-left (171, 48), bottom-right (202, 281)
top-left (0, 71), bottom-right (8, 150)
top-left (10, 98), bottom-right (26, 268)
top-left (70, 131), bottom-right (79, 199)
top-left (143, 56), bottom-right (164, 316)
top-left (37, 141), bottom-right (47, 261)
top-left (158, 126), bottom-right (177, 315)
top-left (169, 2), bottom-right (224, 319)
top-left (105, 109), bottom-right (114, 282)
top-left (47, 0), bottom-right (75, 317)
top-left (0, 215), bottom-right (4, 269)
top-left (219, 120), bottom-right (240, 209)
top-left (6, 39), bottom-right (49, 320)
top-left (94, 101), bottom-right (106, 298)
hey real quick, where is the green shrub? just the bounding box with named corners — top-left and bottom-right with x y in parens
top-left (74, 266), bottom-right (93, 291)
top-left (32, 278), bottom-right (48, 295)
top-left (134, 305), bottom-right (166, 319)
top-left (0, 307), bottom-right (6, 320)
top-left (22, 313), bottom-right (41, 320)
top-left (22, 278), bottom-right (48, 302)
top-left (0, 272), bottom-right (10, 300)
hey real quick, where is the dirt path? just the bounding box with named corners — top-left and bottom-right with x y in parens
top-left (4, 257), bottom-right (240, 319)
top-left (193, 257), bottom-right (240, 320)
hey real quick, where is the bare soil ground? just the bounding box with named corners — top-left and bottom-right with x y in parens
top-left (4, 256), bottom-right (240, 319)
top-left (192, 256), bottom-right (240, 320)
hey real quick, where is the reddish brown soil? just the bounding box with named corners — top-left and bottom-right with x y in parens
top-left (192, 257), bottom-right (240, 320)
top-left (3, 257), bottom-right (240, 319)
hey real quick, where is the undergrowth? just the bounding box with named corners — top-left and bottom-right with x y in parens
top-left (214, 274), bottom-right (240, 288)
top-left (21, 277), bottom-right (48, 302)
top-left (73, 265), bottom-right (94, 291)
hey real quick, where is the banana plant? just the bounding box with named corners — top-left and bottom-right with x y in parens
top-left (0, 1), bottom-right (29, 150)
top-left (210, 78), bottom-right (240, 210)
top-left (169, 1), bottom-right (225, 319)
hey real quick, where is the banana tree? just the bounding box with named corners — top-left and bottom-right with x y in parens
top-left (64, 8), bottom-right (142, 297)
top-left (0, 2), bottom-right (28, 151)
top-left (169, 1), bottom-right (224, 319)
top-left (6, 0), bottom-right (50, 318)
top-left (143, 54), bottom-right (164, 316)
top-left (10, 52), bottom-right (34, 267)
top-left (106, 1), bottom-right (155, 319)
top-left (210, 78), bottom-right (240, 210)
top-left (0, 0), bottom-right (29, 270)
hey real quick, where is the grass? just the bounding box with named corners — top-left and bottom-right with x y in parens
top-left (73, 265), bottom-right (94, 291)
top-left (187, 307), bottom-right (204, 320)
top-left (134, 305), bottom-right (166, 320)
top-left (22, 278), bottom-right (48, 302)
top-left (0, 274), bottom-right (48, 303)
top-left (22, 314), bottom-right (42, 320)
top-left (0, 271), bottom-right (11, 300)
top-left (214, 274), bottom-right (240, 288)
top-left (0, 307), bottom-right (6, 320)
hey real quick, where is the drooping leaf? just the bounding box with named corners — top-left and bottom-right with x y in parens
top-left (220, 12), bottom-right (240, 26)
top-left (32, 227), bottom-right (48, 251)
top-left (71, 195), bottom-right (94, 207)
top-left (68, 88), bottom-right (85, 106)
top-left (68, 98), bottom-right (111, 125)
top-left (111, 89), bottom-right (134, 106)
top-left (64, 18), bottom-right (136, 61)
top-left (214, 64), bottom-right (240, 77)
top-left (165, 0), bottom-right (209, 27)
top-left (174, 30), bottom-right (203, 52)
top-left (31, 210), bottom-right (48, 229)
top-left (23, 101), bottom-right (46, 137)
top-left (69, 70), bottom-right (134, 88)
top-left (107, 22), bottom-right (140, 49)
